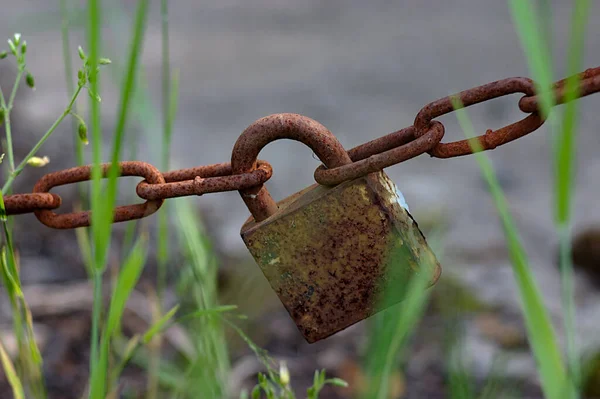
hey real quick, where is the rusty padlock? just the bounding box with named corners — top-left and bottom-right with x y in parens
top-left (231, 113), bottom-right (441, 343)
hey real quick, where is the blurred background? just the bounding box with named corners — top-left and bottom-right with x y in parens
top-left (1, 0), bottom-right (600, 398)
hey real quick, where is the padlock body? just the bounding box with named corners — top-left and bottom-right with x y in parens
top-left (240, 171), bottom-right (441, 343)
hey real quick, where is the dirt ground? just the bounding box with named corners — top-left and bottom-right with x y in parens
top-left (1, 1), bottom-right (600, 398)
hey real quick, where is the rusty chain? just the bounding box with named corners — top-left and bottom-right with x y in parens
top-left (2, 65), bottom-right (600, 228)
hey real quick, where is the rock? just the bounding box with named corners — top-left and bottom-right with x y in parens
top-left (571, 227), bottom-right (600, 286)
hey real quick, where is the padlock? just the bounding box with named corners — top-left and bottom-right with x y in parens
top-left (231, 114), bottom-right (441, 343)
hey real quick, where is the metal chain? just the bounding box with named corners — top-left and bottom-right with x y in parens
top-left (3, 65), bottom-right (600, 229)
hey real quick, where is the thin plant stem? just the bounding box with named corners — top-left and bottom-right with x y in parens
top-left (1, 85), bottom-right (83, 194)
top-left (148, 1), bottom-right (172, 396)
top-left (0, 94), bottom-right (14, 175)
top-left (60, 0), bottom-right (86, 170)
top-left (553, 0), bottom-right (591, 391)
top-left (0, 62), bottom-right (26, 177)
top-left (157, 0), bottom-right (171, 303)
top-left (87, 0), bottom-right (103, 388)
top-left (90, 271), bottom-right (103, 383)
top-left (3, 66), bottom-right (26, 173)
top-left (559, 225), bottom-right (579, 388)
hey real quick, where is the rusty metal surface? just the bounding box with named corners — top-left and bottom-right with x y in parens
top-left (231, 113), bottom-right (352, 222)
top-left (0, 64), bottom-right (598, 345)
top-left (33, 162), bottom-right (165, 229)
top-left (519, 66), bottom-right (600, 113)
top-left (313, 121), bottom-right (445, 186)
top-left (2, 160), bottom-right (273, 227)
top-left (4, 193), bottom-right (62, 215)
top-left (3, 65), bottom-right (600, 227)
top-left (413, 77), bottom-right (542, 158)
top-left (136, 160), bottom-right (273, 200)
top-left (240, 170), bottom-right (440, 343)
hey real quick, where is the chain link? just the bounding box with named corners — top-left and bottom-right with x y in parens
top-left (4, 193), bottom-right (62, 215)
top-left (33, 162), bottom-right (165, 229)
top-left (136, 160), bottom-right (273, 200)
top-left (2, 65), bottom-right (600, 228)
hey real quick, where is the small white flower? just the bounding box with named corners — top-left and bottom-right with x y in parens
top-left (27, 156), bottom-right (50, 167)
top-left (279, 361), bottom-right (290, 386)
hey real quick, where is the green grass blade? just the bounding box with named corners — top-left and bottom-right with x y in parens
top-left (447, 344), bottom-right (476, 399)
top-left (142, 305), bottom-right (180, 344)
top-left (87, 0), bottom-right (104, 386)
top-left (105, 234), bottom-right (149, 338)
top-left (451, 95), bottom-right (574, 399)
top-left (89, 334), bottom-right (109, 399)
top-left (1, 224), bottom-right (47, 398)
top-left (361, 230), bottom-right (444, 399)
top-left (89, 233), bottom-right (148, 398)
top-left (87, 0), bottom-right (104, 268)
top-left (507, 0), bottom-right (555, 122)
top-left (104, 0), bottom-right (150, 211)
top-left (536, 0), bottom-right (554, 62)
top-left (74, 219), bottom-right (94, 277)
top-left (94, 0), bottom-right (151, 274)
top-left (112, 335), bottom-right (187, 389)
top-left (157, 69), bottom-right (180, 297)
top-left (510, 0), bottom-right (592, 392)
top-left (173, 198), bottom-right (231, 398)
top-left (175, 305), bottom-right (239, 322)
top-left (156, 0), bottom-right (180, 298)
top-left (554, 0), bottom-right (591, 391)
top-left (60, 0), bottom-right (86, 171)
top-left (0, 338), bottom-right (25, 399)
top-left (362, 275), bottom-right (432, 399)
top-left (478, 354), bottom-right (512, 399)
top-left (556, 0), bottom-right (590, 224)
top-left (161, 0), bottom-right (172, 170)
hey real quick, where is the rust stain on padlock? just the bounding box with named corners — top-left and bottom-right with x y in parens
top-left (241, 170), bottom-right (441, 343)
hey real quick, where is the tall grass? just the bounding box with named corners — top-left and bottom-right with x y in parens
top-left (360, 228), bottom-right (444, 399)
top-left (509, 0), bottom-right (592, 394)
top-left (0, 1), bottom-right (594, 398)
top-left (355, 2), bottom-right (592, 399)
top-left (451, 95), bottom-right (574, 399)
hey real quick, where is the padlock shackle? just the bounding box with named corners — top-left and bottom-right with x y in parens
top-left (231, 113), bottom-right (352, 222)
